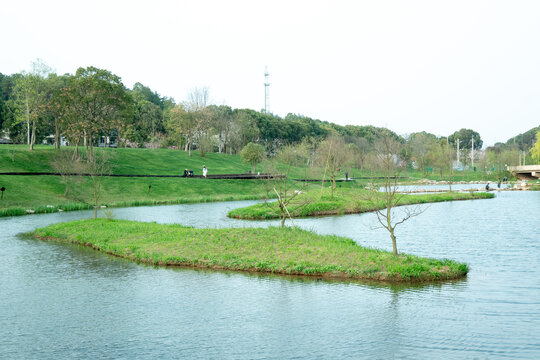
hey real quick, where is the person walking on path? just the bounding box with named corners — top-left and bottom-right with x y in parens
top-left (202, 165), bottom-right (208, 178)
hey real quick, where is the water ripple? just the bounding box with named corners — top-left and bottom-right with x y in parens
top-left (1, 192), bottom-right (539, 358)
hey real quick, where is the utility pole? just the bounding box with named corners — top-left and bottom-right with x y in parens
top-left (471, 137), bottom-right (474, 169)
top-left (264, 66), bottom-right (270, 113)
top-left (456, 138), bottom-right (460, 166)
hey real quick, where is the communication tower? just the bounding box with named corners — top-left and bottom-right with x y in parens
top-left (264, 66), bottom-right (270, 113)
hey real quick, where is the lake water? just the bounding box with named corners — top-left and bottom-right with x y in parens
top-left (1, 191), bottom-right (539, 359)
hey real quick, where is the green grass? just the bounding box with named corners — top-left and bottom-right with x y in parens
top-left (228, 187), bottom-right (495, 220)
top-left (33, 218), bottom-right (469, 282)
top-left (1, 144), bottom-right (511, 180)
top-left (0, 175), bottom-right (274, 217)
top-left (0, 145), bottom-right (282, 216)
top-left (0, 145), bottom-right (503, 217)
top-left (0, 144), bottom-right (254, 174)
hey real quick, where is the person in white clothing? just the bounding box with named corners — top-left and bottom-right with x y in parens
top-left (202, 165), bottom-right (207, 178)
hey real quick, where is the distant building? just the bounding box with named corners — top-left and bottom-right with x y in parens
top-left (42, 135), bottom-right (69, 146)
top-left (0, 130), bottom-right (12, 144)
top-left (99, 136), bottom-right (117, 148)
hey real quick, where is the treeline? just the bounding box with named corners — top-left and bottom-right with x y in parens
top-left (0, 61), bottom-right (538, 172)
top-left (0, 62), bottom-right (398, 156)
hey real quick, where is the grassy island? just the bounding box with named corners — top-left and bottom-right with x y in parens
top-left (34, 219), bottom-right (468, 282)
top-left (228, 188), bottom-right (495, 220)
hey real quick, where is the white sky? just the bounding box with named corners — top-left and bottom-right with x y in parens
top-left (2, 0), bottom-right (539, 147)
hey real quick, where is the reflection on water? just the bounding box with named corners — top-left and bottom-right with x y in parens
top-left (1, 191), bottom-right (539, 359)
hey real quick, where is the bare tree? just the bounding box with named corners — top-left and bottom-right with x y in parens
top-left (50, 149), bottom-right (82, 196)
top-left (185, 87), bottom-right (210, 112)
top-left (81, 150), bottom-right (112, 219)
top-left (364, 136), bottom-right (425, 255)
top-left (350, 137), bottom-right (371, 170)
top-left (184, 87), bottom-right (212, 155)
top-left (264, 154), bottom-right (311, 227)
top-left (316, 135), bottom-right (351, 196)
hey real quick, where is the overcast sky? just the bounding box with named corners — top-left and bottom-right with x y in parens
top-left (2, 0), bottom-right (539, 147)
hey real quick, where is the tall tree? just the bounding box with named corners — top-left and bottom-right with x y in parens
top-left (229, 109), bottom-right (260, 153)
top-left (65, 67), bottom-right (131, 158)
top-left (448, 128), bottom-right (483, 151)
top-left (183, 87), bottom-right (212, 153)
top-left (431, 138), bottom-right (455, 180)
top-left (0, 73), bottom-right (16, 134)
top-left (44, 73), bottom-right (70, 149)
top-left (408, 132), bottom-right (438, 173)
top-left (207, 105), bottom-right (234, 153)
top-left (167, 105), bottom-right (196, 155)
top-left (10, 60), bottom-right (53, 149)
top-left (131, 84), bottom-right (165, 143)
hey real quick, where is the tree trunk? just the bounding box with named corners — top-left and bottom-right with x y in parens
top-left (25, 97), bottom-right (30, 145)
top-left (55, 119), bottom-right (60, 149)
top-left (89, 133), bottom-right (94, 160)
top-left (63, 176), bottom-right (70, 196)
top-left (331, 172), bottom-right (336, 197)
top-left (30, 119), bottom-right (36, 151)
top-left (93, 176), bottom-right (98, 219)
top-left (73, 142), bottom-right (79, 160)
top-left (390, 228), bottom-right (398, 255)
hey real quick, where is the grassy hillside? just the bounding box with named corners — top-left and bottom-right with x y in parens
top-left (0, 145), bottom-right (281, 216)
top-left (0, 175), bottom-right (273, 215)
top-left (0, 145), bottom-right (252, 175)
top-left (0, 145), bottom-right (507, 216)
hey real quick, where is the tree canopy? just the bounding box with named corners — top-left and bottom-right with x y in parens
top-left (448, 128), bottom-right (483, 150)
top-left (2, 60), bottom-right (531, 179)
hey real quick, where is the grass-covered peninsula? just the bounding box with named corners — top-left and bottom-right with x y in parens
top-left (33, 219), bottom-right (468, 282)
top-left (228, 188), bottom-right (495, 220)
